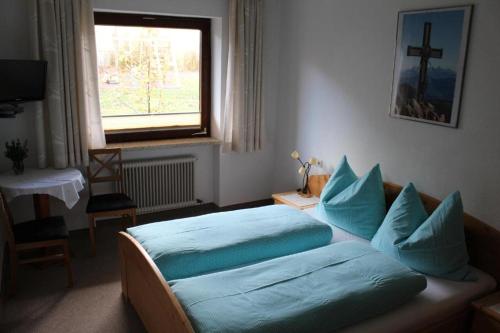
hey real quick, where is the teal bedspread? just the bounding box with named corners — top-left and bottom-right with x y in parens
top-left (127, 205), bottom-right (332, 280)
top-left (170, 241), bottom-right (427, 333)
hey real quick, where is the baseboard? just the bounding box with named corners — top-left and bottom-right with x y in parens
top-left (217, 199), bottom-right (274, 211)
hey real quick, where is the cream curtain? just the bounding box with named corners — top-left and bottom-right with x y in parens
top-left (222, 0), bottom-right (263, 153)
top-left (32, 0), bottom-right (105, 168)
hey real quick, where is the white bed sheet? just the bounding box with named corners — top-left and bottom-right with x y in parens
top-left (303, 207), bottom-right (497, 333)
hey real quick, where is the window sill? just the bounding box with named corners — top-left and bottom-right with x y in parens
top-left (106, 137), bottom-right (221, 151)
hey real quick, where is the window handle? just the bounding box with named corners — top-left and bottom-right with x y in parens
top-left (192, 127), bottom-right (208, 136)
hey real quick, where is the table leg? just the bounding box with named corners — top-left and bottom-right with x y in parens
top-left (33, 194), bottom-right (50, 219)
top-left (32, 194), bottom-right (63, 268)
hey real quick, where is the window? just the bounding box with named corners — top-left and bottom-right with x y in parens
top-left (94, 12), bottom-right (211, 143)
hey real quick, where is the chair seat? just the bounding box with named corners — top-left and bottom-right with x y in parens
top-left (13, 216), bottom-right (69, 244)
top-left (86, 193), bottom-right (137, 214)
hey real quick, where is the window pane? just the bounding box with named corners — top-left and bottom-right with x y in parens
top-left (95, 25), bottom-right (201, 131)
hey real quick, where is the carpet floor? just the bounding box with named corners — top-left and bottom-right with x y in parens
top-left (0, 201), bottom-right (270, 333)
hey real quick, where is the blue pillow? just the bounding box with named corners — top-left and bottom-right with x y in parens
top-left (318, 159), bottom-right (386, 240)
top-left (372, 186), bottom-right (475, 281)
top-left (371, 183), bottom-right (428, 258)
top-left (319, 156), bottom-right (357, 203)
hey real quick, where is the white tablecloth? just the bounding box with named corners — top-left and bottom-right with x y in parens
top-left (0, 168), bottom-right (85, 209)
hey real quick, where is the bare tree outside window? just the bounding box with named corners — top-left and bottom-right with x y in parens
top-left (95, 25), bottom-right (201, 130)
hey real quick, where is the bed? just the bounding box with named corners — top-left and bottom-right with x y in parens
top-left (170, 240), bottom-right (427, 333)
top-left (305, 207), bottom-right (496, 332)
top-left (118, 180), bottom-right (500, 333)
top-left (127, 204), bottom-right (332, 280)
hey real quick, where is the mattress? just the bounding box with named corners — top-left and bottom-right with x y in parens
top-left (304, 206), bottom-right (497, 332)
top-left (170, 241), bottom-right (427, 333)
top-left (127, 205), bottom-right (332, 280)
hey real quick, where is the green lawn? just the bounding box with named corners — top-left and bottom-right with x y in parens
top-left (99, 72), bottom-right (199, 117)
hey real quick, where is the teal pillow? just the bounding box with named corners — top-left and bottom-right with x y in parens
top-left (371, 183), bottom-right (428, 258)
top-left (400, 191), bottom-right (475, 281)
top-left (372, 186), bottom-right (475, 281)
top-left (319, 156), bottom-right (357, 203)
top-left (317, 161), bottom-right (386, 240)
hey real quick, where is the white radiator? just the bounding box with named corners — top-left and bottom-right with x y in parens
top-left (121, 156), bottom-right (198, 214)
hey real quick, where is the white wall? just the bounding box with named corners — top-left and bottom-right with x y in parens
top-left (94, 0), bottom-right (227, 18)
top-left (272, 0), bottom-right (500, 229)
top-left (0, 0), bottom-right (38, 172)
top-left (0, 0), bottom-right (37, 292)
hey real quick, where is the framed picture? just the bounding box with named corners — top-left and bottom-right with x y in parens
top-left (389, 6), bottom-right (473, 127)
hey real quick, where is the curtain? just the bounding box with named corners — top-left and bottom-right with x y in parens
top-left (32, 0), bottom-right (105, 168)
top-left (222, 0), bottom-right (263, 153)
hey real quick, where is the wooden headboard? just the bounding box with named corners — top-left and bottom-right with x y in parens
top-left (309, 175), bottom-right (500, 285)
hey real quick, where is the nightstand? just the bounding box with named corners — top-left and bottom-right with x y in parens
top-left (472, 291), bottom-right (500, 332)
top-left (272, 191), bottom-right (320, 210)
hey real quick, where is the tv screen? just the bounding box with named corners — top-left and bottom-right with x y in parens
top-left (0, 60), bottom-right (48, 103)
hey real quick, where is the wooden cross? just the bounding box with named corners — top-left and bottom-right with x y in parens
top-left (406, 22), bottom-right (443, 102)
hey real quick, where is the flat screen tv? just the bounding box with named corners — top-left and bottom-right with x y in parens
top-left (0, 59), bottom-right (48, 104)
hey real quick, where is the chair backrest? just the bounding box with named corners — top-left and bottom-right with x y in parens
top-left (0, 192), bottom-right (16, 251)
top-left (87, 148), bottom-right (124, 196)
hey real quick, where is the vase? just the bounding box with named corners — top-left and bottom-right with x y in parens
top-left (298, 172), bottom-right (312, 197)
top-left (12, 160), bottom-right (24, 175)
top-left (298, 189), bottom-right (312, 198)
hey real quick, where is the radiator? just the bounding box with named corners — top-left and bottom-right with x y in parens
top-left (121, 156), bottom-right (198, 214)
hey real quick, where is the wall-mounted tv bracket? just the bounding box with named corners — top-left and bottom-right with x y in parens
top-left (0, 103), bottom-right (24, 118)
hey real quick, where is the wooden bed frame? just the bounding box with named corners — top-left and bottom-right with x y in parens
top-left (118, 178), bottom-right (500, 333)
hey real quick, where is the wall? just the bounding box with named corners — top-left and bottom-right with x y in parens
top-left (0, 0), bottom-right (38, 172)
top-left (0, 0), bottom-right (37, 293)
top-left (272, 0), bottom-right (500, 229)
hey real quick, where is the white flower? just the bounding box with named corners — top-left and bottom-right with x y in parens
top-left (298, 166), bottom-right (305, 175)
top-left (309, 157), bottom-right (318, 165)
top-left (290, 150), bottom-right (300, 160)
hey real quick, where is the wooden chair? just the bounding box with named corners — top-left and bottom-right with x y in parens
top-left (86, 148), bottom-right (137, 256)
top-left (0, 192), bottom-right (73, 295)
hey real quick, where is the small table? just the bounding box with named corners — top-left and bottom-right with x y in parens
top-left (472, 291), bottom-right (500, 332)
top-left (0, 168), bottom-right (85, 219)
top-left (272, 191), bottom-right (320, 210)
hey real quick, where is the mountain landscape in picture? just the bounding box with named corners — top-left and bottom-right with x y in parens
top-left (395, 66), bottom-right (457, 123)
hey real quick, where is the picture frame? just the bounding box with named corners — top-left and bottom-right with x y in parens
top-left (389, 5), bottom-right (473, 128)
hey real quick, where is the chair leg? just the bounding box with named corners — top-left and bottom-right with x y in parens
top-left (8, 250), bottom-right (17, 296)
top-left (131, 209), bottom-right (137, 227)
top-left (88, 215), bottom-right (96, 256)
top-left (120, 215), bottom-right (127, 231)
top-left (63, 241), bottom-right (74, 288)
